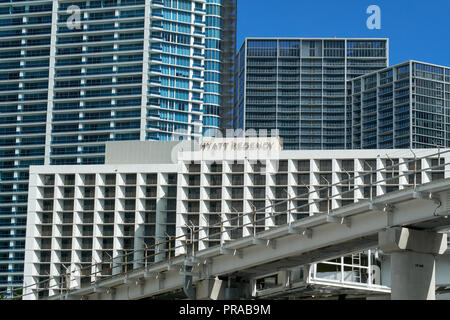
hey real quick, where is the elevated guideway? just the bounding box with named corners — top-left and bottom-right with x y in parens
top-left (45, 178), bottom-right (450, 300)
top-left (14, 148), bottom-right (450, 300)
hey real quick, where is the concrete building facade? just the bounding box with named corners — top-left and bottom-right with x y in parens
top-left (22, 140), bottom-right (450, 299)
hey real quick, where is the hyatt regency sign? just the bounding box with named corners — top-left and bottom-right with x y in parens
top-left (199, 138), bottom-right (283, 153)
top-left (178, 138), bottom-right (282, 168)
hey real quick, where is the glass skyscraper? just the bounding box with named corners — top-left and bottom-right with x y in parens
top-left (0, 0), bottom-right (235, 296)
top-left (348, 61), bottom-right (450, 149)
top-left (234, 38), bottom-right (389, 150)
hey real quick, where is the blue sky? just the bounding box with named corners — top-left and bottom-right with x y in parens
top-left (237, 0), bottom-right (450, 67)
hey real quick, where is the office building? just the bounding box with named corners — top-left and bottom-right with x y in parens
top-left (348, 61), bottom-right (450, 149)
top-left (0, 0), bottom-right (236, 295)
top-left (23, 138), bottom-right (449, 299)
top-left (234, 38), bottom-right (389, 150)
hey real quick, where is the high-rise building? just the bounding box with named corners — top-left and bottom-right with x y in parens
top-left (348, 60), bottom-right (450, 149)
top-left (0, 0), bottom-right (236, 296)
top-left (234, 38), bottom-right (389, 150)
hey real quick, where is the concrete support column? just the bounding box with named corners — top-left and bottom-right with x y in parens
top-left (379, 227), bottom-right (447, 300)
top-left (224, 277), bottom-right (240, 300)
top-left (196, 278), bottom-right (225, 300)
top-left (195, 277), bottom-right (248, 300)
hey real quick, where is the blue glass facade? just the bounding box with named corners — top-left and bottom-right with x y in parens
top-left (0, 0), bottom-right (235, 296)
top-left (202, 0), bottom-right (235, 135)
top-left (349, 61), bottom-right (450, 149)
top-left (0, 0), bottom-right (53, 294)
top-left (235, 38), bottom-right (389, 150)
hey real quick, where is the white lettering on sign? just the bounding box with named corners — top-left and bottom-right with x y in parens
top-left (200, 142), bottom-right (276, 152)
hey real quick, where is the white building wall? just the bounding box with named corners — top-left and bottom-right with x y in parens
top-left (174, 148), bottom-right (449, 254)
top-left (23, 164), bottom-right (178, 300)
top-left (23, 147), bottom-right (450, 299)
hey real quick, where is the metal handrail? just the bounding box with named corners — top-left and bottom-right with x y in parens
top-left (2, 149), bottom-right (449, 299)
top-left (2, 235), bottom-right (186, 300)
top-left (195, 156), bottom-right (449, 248)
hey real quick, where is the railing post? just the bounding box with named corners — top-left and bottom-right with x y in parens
top-left (368, 250), bottom-right (372, 287)
top-left (190, 223), bottom-right (195, 257)
top-left (253, 210), bottom-right (256, 238)
top-left (364, 161), bottom-right (374, 201)
top-left (370, 169), bottom-right (373, 201)
top-left (434, 143), bottom-right (441, 171)
top-left (344, 170), bottom-right (351, 191)
top-left (165, 232), bottom-right (172, 262)
top-left (322, 177), bottom-right (331, 215)
top-left (60, 275), bottom-right (63, 295)
top-left (410, 149), bottom-right (417, 189)
top-left (249, 203), bottom-right (257, 237)
top-left (168, 237), bottom-right (172, 261)
top-left (219, 214), bottom-right (224, 246)
top-left (385, 154), bottom-right (394, 185)
top-left (284, 188), bottom-right (291, 225)
top-left (414, 158), bottom-right (417, 189)
top-left (438, 145), bottom-right (441, 168)
top-left (326, 182), bottom-right (331, 215)
top-left (186, 222), bottom-right (195, 257)
top-left (66, 272), bottom-right (69, 295)
top-left (93, 261), bottom-right (97, 283)
top-left (145, 246), bottom-right (148, 269)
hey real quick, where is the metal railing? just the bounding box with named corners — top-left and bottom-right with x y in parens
top-left (2, 149), bottom-right (450, 299)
